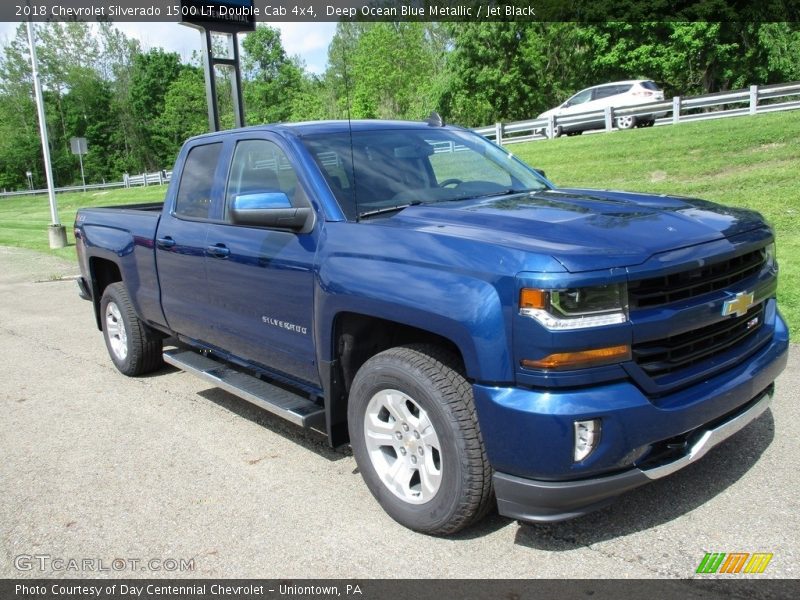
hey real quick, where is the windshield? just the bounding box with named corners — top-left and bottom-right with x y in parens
top-left (298, 128), bottom-right (549, 219)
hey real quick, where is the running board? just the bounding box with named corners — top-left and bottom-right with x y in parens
top-left (163, 349), bottom-right (325, 429)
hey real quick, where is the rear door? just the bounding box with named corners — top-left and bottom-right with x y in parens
top-left (202, 135), bottom-right (320, 386)
top-left (156, 141), bottom-right (224, 342)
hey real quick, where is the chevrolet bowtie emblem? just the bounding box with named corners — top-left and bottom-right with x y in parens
top-left (721, 291), bottom-right (755, 318)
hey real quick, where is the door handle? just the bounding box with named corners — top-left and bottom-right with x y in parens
top-left (156, 236), bottom-right (176, 249)
top-left (206, 243), bottom-right (230, 259)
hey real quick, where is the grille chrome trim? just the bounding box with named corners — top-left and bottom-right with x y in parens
top-left (629, 248), bottom-right (766, 309)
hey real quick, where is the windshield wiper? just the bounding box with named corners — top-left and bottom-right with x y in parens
top-left (449, 188), bottom-right (537, 202)
top-left (483, 188), bottom-right (536, 197)
top-left (358, 201), bottom-right (422, 219)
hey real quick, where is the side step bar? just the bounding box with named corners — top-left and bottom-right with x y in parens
top-left (163, 349), bottom-right (325, 429)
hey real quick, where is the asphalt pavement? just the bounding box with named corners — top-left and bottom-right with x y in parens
top-left (0, 246), bottom-right (797, 582)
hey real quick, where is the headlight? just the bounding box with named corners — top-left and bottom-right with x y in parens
top-left (520, 283), bottom-right (628, 330)
top-left (765, 242), bottom-right (777, 269)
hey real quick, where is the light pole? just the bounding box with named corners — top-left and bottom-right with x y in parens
top-left (26, 19), bottom-right (67, 249)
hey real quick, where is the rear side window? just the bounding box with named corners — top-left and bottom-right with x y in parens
top-left (175, 143), bottom-right (223, 219)
top-left (641, 80), bottom-right (661, 91)
top-left (593, 86), bottom-right (618, 100)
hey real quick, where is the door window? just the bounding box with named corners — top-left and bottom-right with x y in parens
top-left (566, 89), bottom-right (592, 106)
top-left (174, 143), bottom-right (222, 220)
top-left (225, 139), bottom-right (300, 220)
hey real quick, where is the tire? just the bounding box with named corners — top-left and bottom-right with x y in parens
top-left (100, 282), bottom-right (163, 376)
top-left (348, 344), bottom-right (493, 535)
top-left (615, 115), bottom-right (637, 130)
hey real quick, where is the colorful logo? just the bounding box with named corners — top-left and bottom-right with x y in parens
top-left (696, 552), bottom-right (773, 574)
top-left (721, 291), bottom-right (755, 318)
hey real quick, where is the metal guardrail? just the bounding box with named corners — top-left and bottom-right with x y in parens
top-left (0, 170), bottom-right (172, 199)
top-left (474, 81), bottom-right (800, 145)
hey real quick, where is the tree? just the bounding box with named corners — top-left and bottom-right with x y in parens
top-left (129, 49), bottom-right (185, 169)
top-left (241, 25), bottom-right (308, 124)
top-left (0, 25), bottom-right (40, 189)
top-left (323, 22), bottom-right (446, 121)
top-left (155, 67), bottom-right (208, 156)
top-left (440, 23), bottom-right (583, 126)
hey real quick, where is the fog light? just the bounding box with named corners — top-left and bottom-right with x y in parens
top-left (574, 419), bottom-right (601, 462)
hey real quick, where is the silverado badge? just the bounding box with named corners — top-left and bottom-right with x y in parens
top-left (721, 291), bottom-right (755, 318)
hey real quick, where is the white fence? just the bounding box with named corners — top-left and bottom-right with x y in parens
top-left (474, 81), bottom-right (800, 144)
top-left (0, 170), bottom-right (172, 199)
top-left (123, 170), bottom-right (172, 187)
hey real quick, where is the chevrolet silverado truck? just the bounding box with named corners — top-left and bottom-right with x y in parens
top-left (75, 120), bottom-right (788, 535)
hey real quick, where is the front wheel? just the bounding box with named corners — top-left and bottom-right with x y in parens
top-left (101, 282), bottom-right (163, 376)
top-left (348, 345), bottom-right (493, 535)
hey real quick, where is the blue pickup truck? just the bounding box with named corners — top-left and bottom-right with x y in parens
top-left (75, 119), bottom-right (788, 535)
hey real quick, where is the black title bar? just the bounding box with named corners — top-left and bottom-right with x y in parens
top-left (4, 0), bottom-right (800, 23)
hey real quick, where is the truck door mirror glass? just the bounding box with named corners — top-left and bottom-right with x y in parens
top-left (230, 192), bottom-right (311, 231)
top-left (234, 192), bottom-right (292, 210)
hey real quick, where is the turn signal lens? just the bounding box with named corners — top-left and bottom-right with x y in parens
top-left (520, 288), bottom-right (546, 309)
top-left (521, 345), bottom-right (631, 370)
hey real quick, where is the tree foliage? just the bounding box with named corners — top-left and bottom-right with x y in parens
top-left (1, 21), bottom-right (799, 191)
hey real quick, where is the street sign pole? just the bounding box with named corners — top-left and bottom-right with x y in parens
top-left (70, 137), bottom-right (88, 191)
top-left (78, 152), bottom-right (86, 191)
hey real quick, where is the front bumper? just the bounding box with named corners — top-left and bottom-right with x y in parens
top-left (474, 311), bottom-right (788, 522)
top-left (493, 386), bottom-right (773, 522)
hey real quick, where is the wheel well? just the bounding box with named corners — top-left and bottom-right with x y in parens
top-left (89, 258), bottom-right (122, 329)
top-left (326, 312), bottom-right (466, 446)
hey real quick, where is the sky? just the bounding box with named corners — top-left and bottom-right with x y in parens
top-left (0, 21), bottom-right (337, 74)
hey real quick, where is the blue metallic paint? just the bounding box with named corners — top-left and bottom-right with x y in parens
top-left (75, 121), bottom-right (788, 509)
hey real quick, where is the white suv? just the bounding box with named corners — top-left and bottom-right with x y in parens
top-left (538, 80), bottom-right (666, 137)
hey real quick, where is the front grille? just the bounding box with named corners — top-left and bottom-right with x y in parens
top-left (629, 248), bottom-right (766, 309)
top-left (633, 303), bottom-right (764, 379)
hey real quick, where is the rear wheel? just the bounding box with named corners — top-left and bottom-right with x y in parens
top-left (348, 345), bottom-right (493, 535)
top-left (101, 282), bottom-right (163, 376)
top-left (615, 115), bottom-right (637, 129)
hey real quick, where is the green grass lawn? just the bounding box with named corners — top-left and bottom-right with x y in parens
top-left (0, 185), bottom-right (167, 262)
top-left (1, 110), bottom-right (797, 335)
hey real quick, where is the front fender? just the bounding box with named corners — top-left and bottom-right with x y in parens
top-left (315, 254), bottom-right (515, 383)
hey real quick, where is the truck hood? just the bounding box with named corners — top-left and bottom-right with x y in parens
top-left (383, 188), bottom-right (767, 272)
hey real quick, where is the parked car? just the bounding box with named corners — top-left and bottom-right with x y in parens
top-left (538, 80), bottom-right (666, 137)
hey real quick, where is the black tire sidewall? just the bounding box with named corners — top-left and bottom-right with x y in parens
top-left (100, 285), bottom-right (133, 374)
top-left (348, 355), bottom-right (471, 534)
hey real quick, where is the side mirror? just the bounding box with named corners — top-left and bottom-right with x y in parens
top-left (534, 168), bottom-right (547, 179)
top-left (230, 192), bottom-right (312, 231)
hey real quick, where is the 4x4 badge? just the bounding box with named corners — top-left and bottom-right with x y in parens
top-left (721, 291), bottom-right (755, 318)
